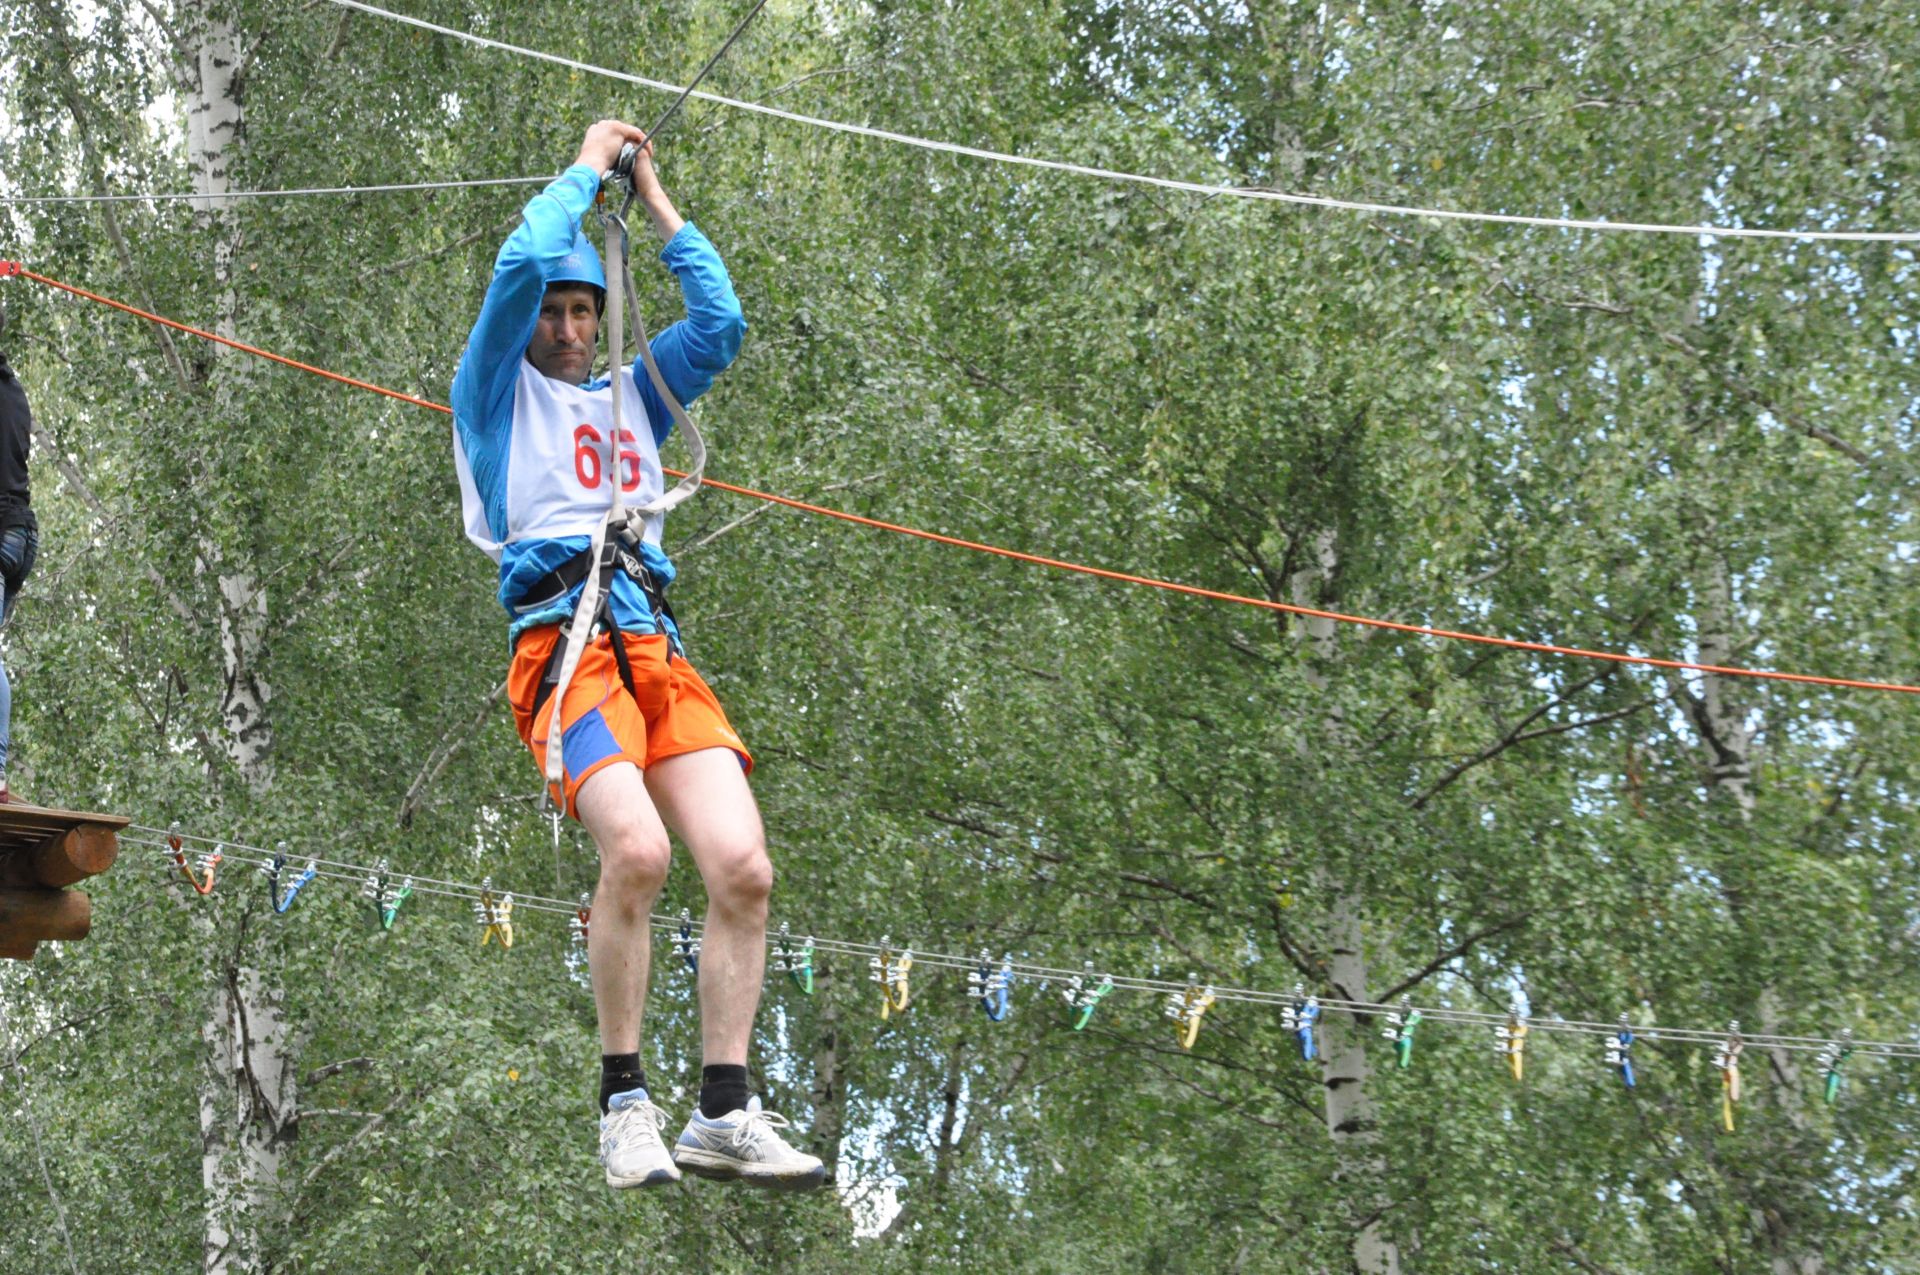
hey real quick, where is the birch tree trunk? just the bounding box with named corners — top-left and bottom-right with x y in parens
top-left (1291, 530), bottom-right (1401, 1275)
top-left (1683, 545), bottom-right (1817, 1275)
top-left (179, 5), bottom-right (294, 1271)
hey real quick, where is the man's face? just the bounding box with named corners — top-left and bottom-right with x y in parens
top-left (527, 284), bottom-right (601, 382)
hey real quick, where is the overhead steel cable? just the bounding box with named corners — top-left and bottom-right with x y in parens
top-left (327, 0), bottom-right (1920, 244)
top-left (0, 176), bottom-right (558, 205)
top-left (124, 826), bottom-right (1920, 1062)
top-left (5, 259), bottom-right (1914, 696)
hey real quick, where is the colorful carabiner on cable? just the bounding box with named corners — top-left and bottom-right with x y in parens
top-left (475, 876), bottom-right (514, 949)
top-left (1063, 962), bottom-right (1114, 1031)
top-left (362, 859), bottom-right (412, 930)
top-left (1382, 997), bottom-right (1422, 1069)
top-left (870, 935), bottom-right (913, 1019)
top-left (1282, 984), bottom-right (1321, 1060)
top-left (168, 827), bottom-right (222, 896)
top-left (1605, 1016), bottom-right (1636, 1089)
top-left (774, 923), bottom-right (815, 995)
top-left (967, 949), bottom-right (1013, 1023)
top-left (263, 843), bottom-right (319, 915)
top-left (571, 894), bottom-right (592, 948)
top-left (673, 908), bottom-right (701, 974)
top-left (1165, 975), bottom-right (1216, 1051)
top-left (1817, 1031), bottom-right (1853, 1106)
top-left (1713, 1021), bottom-right (1744, 1133)
top-left (1494, 1012), bottom-right (1529, 1083)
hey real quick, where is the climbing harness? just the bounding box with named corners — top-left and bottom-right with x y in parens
top-left (535, 188), bottom-right (707, 810)
top-left (533, 1), bottom-right (775, 810)
top-left (967, 950), bottom-right (1013, 1023)
top-left (263, 843), bottom-right (319, 914)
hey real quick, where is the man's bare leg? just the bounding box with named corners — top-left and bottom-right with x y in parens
top-left (644, 747), bottom-right (770, 1066)
top-left (574, 761), bottom-right (673, 1055)
top-left (647, 746), bottom-right (822, 1187)
top-left (574, 760), bottom-right (681, 1187)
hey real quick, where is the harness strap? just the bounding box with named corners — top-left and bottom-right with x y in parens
top-left (540, 199), bottom-right (708, 803)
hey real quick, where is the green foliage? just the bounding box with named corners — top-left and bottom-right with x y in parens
top-left (2, 1), bottom-right (1917, 1271)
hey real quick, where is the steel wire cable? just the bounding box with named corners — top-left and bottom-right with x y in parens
top-left (5, 262), bottom-right (1914, 696)
top-left (0, 176), bottom-right (558, 205)
top-left (120, 827), bottom-right (1920, 1061)
top-left (325, 0), bottom-right (1920, 244)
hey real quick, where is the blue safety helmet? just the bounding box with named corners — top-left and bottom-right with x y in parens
top-left (548, 227), bottom-right (607, 309)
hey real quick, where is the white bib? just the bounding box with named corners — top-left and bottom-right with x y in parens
top-left (456, 360), bottom-right (665, 562)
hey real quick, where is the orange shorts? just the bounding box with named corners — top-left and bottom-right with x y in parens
top-left (509, 626), bottom-right (752, 817)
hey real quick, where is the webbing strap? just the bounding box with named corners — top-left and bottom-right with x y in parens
top-left (540, 201), bottom-right (710, 799)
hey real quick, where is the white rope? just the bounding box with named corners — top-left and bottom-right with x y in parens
top-left (0, 176), bottom-right (556, 204)
top-left (130, 824), bottom-right (1920, 1061)
top-left (326, 0), bottom-right (1920, 245)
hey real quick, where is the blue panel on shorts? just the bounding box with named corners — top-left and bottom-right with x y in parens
top-left (561, 707), bottom-right (624, 779)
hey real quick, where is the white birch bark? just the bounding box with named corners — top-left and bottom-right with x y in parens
top-left (1685, 548), bottom-right (1817, 1275)
top-left (179, 6), bottom-right (293, 1271)
top-left (1291, 530), bottom-right (1401, 1274)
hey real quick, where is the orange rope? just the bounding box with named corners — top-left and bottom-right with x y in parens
top-left (9, 260), bottom-right (1917, 695)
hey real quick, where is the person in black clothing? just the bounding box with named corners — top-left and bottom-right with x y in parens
top-left (0, 299), bottom-right (39, 803)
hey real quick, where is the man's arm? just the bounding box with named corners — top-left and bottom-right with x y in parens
top-left (620, 146), bottom-right (747, 443)
top-left (451, 120), bottom-right (651, 429)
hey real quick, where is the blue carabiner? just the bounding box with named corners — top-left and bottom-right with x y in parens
top-left (1295, 997), bottom-right (1321, 1060)
top-left (264, 844), bottom-right (318, 915)
top-left (971, 952), bottom-right (1013, 1022)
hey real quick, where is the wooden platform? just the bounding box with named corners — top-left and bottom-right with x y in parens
top-left (0, 803), bottom-right (128, 961)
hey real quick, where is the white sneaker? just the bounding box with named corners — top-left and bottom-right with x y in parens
top-left (600, 1089), bottom-right (681, 1189)
top-left (672, 1096), bottom-right (827, 1191)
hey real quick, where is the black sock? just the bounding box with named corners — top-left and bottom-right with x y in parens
top-left (699, 1063), bottom-right (751, 1118)
top-left (600, 1053), bottom-right (647, 1114)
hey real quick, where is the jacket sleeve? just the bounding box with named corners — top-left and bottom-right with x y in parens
top-left (450, 165), bottom-right (603, 434)
top-left (633, 222), bottom-right (747, 446)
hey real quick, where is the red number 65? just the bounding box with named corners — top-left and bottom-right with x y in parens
top-left (574, 424), bottom-right (642, 492)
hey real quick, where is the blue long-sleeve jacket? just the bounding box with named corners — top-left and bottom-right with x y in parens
top-left (450, 165), bottom-right (745, 644)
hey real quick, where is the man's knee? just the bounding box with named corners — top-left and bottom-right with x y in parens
top-left (599, 825), bottom-right (671, 898)
top-left (707, 836), bottom-right (772, 914)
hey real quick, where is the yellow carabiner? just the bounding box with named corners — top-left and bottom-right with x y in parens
top-left (1165, 977), bottom-right (1215, 1051)
top-left (476, 877), bottom-right (515, 950)
top-left (1714, 1022), bottom-right (1743, 1133)
top-left (1496, 1014), bottom-right (1529, 1083)
top-left (870, 937), bottom-right (913, 1019)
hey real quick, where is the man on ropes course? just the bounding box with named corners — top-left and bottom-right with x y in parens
top-left (0, 299), bottom-right (39, 804)
top-left (452, 119), bottom-right (823, 1192)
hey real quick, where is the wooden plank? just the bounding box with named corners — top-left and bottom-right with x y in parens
top-left (0, 803), bottom-right (130, 840)
top-left (0, 888), bottom-right (91, 944)
top-left (0, 937), bottom-right (37, 961)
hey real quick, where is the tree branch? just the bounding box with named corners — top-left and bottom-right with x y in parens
top-left (398, 680), bottom-right (509, 827)
top-left (1377, 909), bottom-right (1536, 1004)
top-left (1656, 330), bottom-right (1870, 464)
